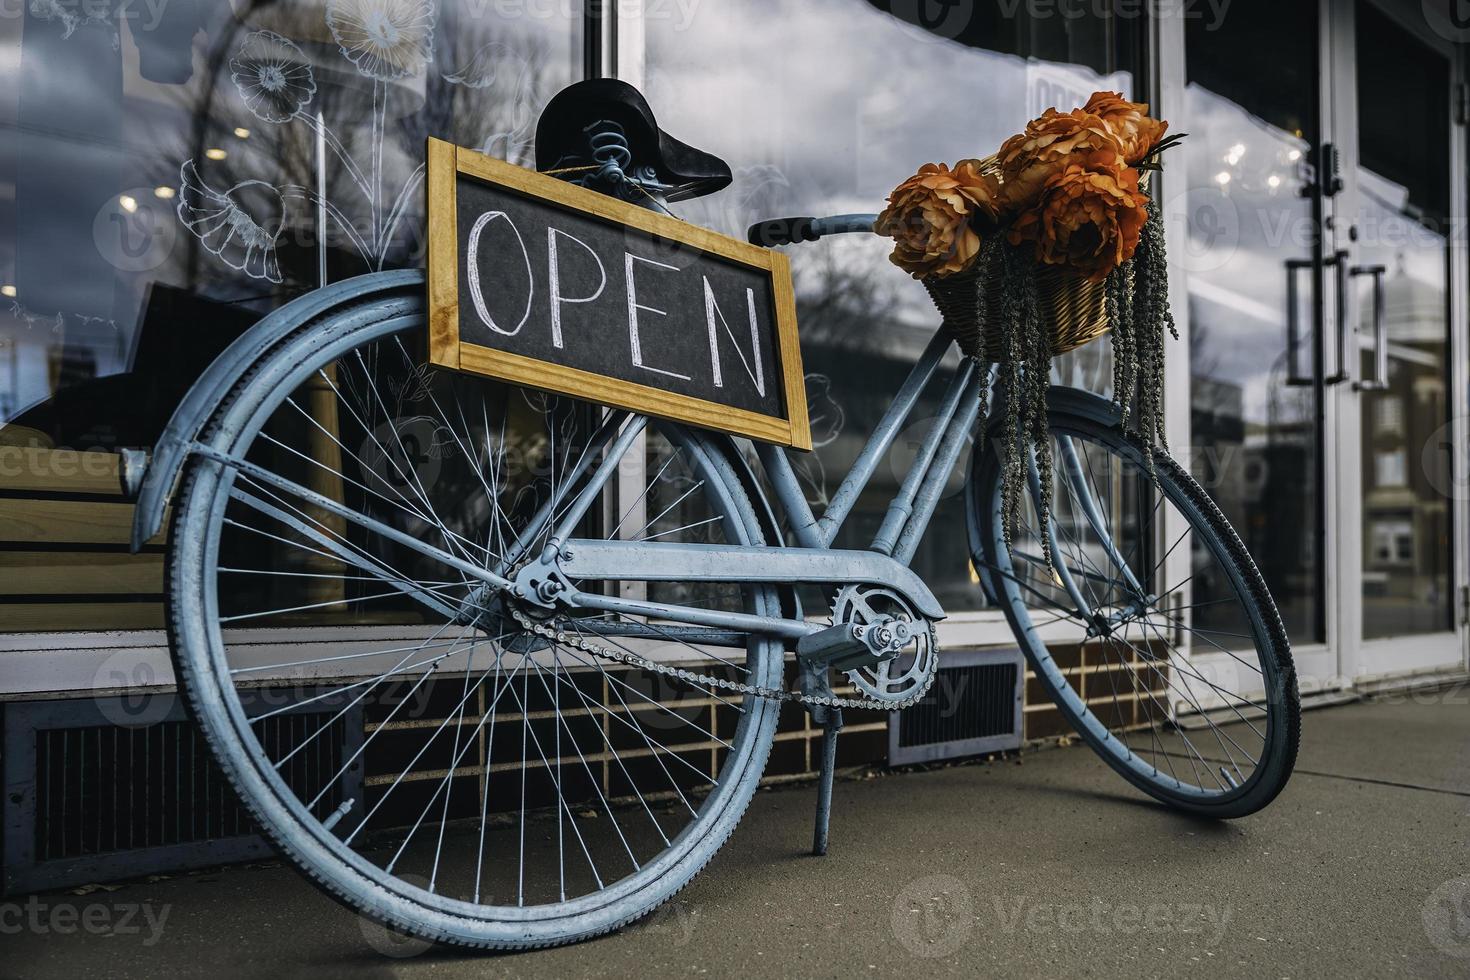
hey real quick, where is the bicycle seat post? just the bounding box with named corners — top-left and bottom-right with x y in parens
top-left (566, 119), bottom-right (675, 215)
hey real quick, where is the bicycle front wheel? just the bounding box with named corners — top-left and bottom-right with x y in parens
top-left (969, 392), bottom-right (1300, 818)
top-left (166, 302), bottom-right (783, 949)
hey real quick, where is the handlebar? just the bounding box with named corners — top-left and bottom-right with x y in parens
top-left (747, 213), bottom-right (878, 247)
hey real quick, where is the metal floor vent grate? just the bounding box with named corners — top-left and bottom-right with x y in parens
top-left (4, 694), bottom-right (362, 895)
top-left (888, 648), bottom-right (1023, 765)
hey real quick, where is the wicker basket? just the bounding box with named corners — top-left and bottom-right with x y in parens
top-left (924, 252), bottom-right (1109, 362)
top-left (923, 156), bottom-right (1142, 362)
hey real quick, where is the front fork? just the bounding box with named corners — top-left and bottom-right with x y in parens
top-left (1020, 435), bottom-right (1153, 628)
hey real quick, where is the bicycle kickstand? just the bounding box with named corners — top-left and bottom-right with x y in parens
top-left (799, 660), bottom-right (843, 856)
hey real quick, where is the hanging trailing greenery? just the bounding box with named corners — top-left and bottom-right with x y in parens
top-left (875, 92), bottom-right (1183, 565)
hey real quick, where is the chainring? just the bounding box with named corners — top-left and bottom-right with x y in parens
top-left (503, 586), bottom-right (940, 712)
top-left (830, 585), bottom-right (938, 704)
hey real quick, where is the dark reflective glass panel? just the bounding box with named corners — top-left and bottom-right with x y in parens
top-left (0, 2), bottom-right (580, 631)
top-left (1185, 0), bottom-right (1321, 647)
top-left (644, 0), bottom-right (1139, 611)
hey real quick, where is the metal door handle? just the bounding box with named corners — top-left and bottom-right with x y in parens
top-left (1324, 250), bottom-right (1352, 386)
top-left (1284, 258), bottom-right (1314, 386)
top-left (1351, 263), bottom-right (1388, 392)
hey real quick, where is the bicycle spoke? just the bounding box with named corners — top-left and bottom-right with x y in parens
top-left (539, 644), bottom-right (675, 844)
top-left (502, 670), bottom-right (607, 892)
top-left (984, 418), bottom-right (1289, 805)
top-left (176, 319), bottom-right (787, 926)
top-left (1115, 620), bottom-right (1257, 775)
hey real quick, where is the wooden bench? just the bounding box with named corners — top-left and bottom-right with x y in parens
top-left (0, 426), bottom-right (164, 632)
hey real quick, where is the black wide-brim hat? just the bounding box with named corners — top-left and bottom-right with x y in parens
top-left (535, 79), bottom-right (732, 202)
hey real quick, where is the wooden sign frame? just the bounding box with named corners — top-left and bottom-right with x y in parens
top-left (425, 137), bottom-right (811, 451)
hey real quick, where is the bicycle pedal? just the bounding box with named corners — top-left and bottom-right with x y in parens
top-left (796, 623), bottom-right (885, 672)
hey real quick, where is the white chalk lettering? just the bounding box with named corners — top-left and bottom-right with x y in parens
top-left (625, 253), bottom-right (691, 380)
top-left (546, 226), bottom-right (606, 349)
top-left (702, 278), bottom-right (765, 397)
top-left (466, 210), bottom-right (533, 337)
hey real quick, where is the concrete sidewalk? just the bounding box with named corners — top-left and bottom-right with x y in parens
top-left (6, 693), bottom-right (1468, 979)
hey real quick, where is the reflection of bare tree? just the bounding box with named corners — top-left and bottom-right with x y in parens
top-left (791, 245), bottom-right (906, 355)
top-left (157, 2), bottom-right (567, 292)
top-left (774, 243), bottom-right (912, 506)
top-left (1188, 313), bottom-right (1222, 385)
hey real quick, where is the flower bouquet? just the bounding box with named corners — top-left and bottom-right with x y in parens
top-left (876, 91), bottom-right (1182, 559)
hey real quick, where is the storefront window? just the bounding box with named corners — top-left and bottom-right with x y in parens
top-left (1, 0), bottom-right (1147, 633)
top-left (0, 1), bottom-right (580, 631)
top-left (1351, 0), bottom-right (1452, 638)
top-left (641, 0), bottom-right (1140, 611)
top-left (1183, 1), bottom-right (1320, 646)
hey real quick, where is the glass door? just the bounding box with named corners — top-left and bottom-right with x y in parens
top-left (1335, 0), bottom-right (1467, 680)
top-left (1181, 0), bottom-right (1343, 689)
top-left (1179, 0), bottom-right (1468, 689)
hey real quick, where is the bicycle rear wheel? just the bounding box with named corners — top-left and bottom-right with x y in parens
top-left (166, 305), bottom-right (783, 948)
top-left (969, 392), bottom-right (1300, 818)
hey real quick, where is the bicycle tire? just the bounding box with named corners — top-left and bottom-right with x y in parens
top-left (969, 393), bottom-right (1300, 818)
top-left (165, 307), bottom-right (784, 949)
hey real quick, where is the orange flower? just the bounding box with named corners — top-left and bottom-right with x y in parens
top-left (1007, 151), bottom-right (1148, 282)
top-left (995, 108), bottom-right (1122, 211)
top-left (876, 160), bottom-right (1002, 278)
top-left (1082, 91), bottom-right (1168, 164)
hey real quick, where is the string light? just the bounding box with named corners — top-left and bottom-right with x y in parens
top-left (1, 285), bottom-right (15, 298)
top-left (153, 186), bottom-right (176, 200)
top-left (118, 195), bottom-right (138, 213)
top-left (205, 147), bottom-right (227, 161)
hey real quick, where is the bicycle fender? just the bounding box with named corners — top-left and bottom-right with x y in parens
top-left (1044, 384), bottom-right (1124, 428)
top-left (130, 270), bottom-right (426, 552)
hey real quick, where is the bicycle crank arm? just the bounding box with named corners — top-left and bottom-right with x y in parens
top-left (554, 539), bottom-right (947, 620)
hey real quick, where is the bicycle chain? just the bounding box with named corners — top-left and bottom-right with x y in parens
top-left (506, 604), bottom-right (939, 712)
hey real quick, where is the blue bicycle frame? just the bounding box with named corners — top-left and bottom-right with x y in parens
top-left (511, 322), bottom-right (984, 641)
top-left (128, 249), bottom-right (1124, 650)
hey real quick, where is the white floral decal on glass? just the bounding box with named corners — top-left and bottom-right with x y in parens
top-left (177, 162), bottom-right (286, 283)
top-left (442, 41), bottom-right (539, 161)
top-left (230, 31), bottom-right (318, 124)
top-left (326, 0), bottom-right (436, 81)
top-left (29, 0), bottom-right (115, 43)
top-left (178, 1), bottom-right (443, 283)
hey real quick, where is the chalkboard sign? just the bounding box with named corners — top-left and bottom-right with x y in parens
top-left (426, 138), bottom-right (810, 449)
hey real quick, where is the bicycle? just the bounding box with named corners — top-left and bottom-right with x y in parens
top-left (132, 99), bottom-right (1300, 951)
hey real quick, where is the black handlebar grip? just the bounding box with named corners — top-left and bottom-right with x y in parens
top-left (747, 217), bottom-right (820, 247)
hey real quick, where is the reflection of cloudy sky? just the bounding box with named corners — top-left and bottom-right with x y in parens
top-left (1, 0), bottom-right (578, 420)
top-left (1183, 83), bottom-right (1314, 426)
top-left (1184, 83), bottom-right (1446, 426)
top-left (642, 0), bottom-right (1127, 339)
top-left (1354, 167), bottom-right (1446, 346)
